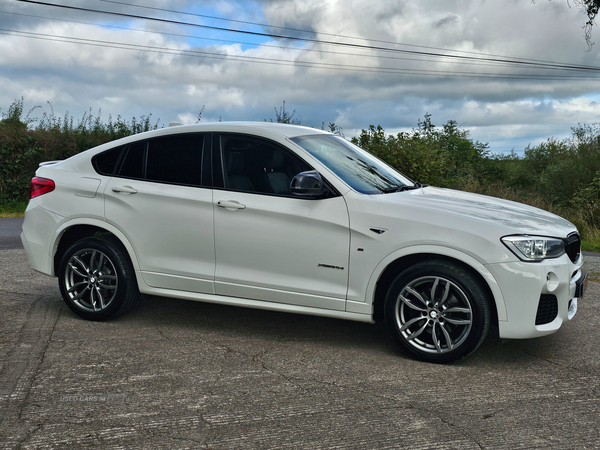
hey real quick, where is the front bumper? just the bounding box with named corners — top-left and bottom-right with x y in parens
top-left (486, 255), bottom-right (584, 339)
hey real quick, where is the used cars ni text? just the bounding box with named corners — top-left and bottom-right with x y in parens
top-left (21, 122), bottom-right (588, 363)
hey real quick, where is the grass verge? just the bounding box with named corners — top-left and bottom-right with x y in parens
top-left (0, 200), bottom-right (27, 218)
top-left (582, 240), bottom-right (600, 253)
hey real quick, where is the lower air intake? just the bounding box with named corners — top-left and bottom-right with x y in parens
top-left (535, 294), bottom-right (558, 325)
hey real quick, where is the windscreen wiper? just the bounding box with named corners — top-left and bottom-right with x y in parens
top-left (396, 181), bottom-right (428, 192)
top-left (381, 182), bottom-right (428, 194)
top-left (396, 185), bottom-right (418, 192)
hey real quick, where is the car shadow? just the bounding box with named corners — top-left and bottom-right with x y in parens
top-left (99, 293), bottom-right (571, 366)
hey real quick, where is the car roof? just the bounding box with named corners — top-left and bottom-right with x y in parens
top-left (53, 122), bottom-right (333, 169)
top-left (84, 122), bottom-right (331, 154)
top-left (149, 122), bottom-right (330, 139)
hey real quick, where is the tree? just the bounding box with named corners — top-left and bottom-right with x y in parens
top-left (571, 0), bottom-right (600, 46)
top-left (535, 0), bottom-right (600, 47)
top-left (267, 101), bottom-right (301, 125)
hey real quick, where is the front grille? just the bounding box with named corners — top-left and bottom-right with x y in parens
top-left (535, 294), bottom-right (558, 325)
top-left (564, 232), bottom-right (581, 263)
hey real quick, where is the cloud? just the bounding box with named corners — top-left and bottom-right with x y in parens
top-left (434, 14), bottom-right (460, 29)
top-left (1, 0), bottom-right (599, 153)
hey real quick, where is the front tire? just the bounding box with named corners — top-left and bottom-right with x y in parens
top-left (384, 260), bottom-right (491, 363)
top-left (58, 236), bottom-right (139, 321)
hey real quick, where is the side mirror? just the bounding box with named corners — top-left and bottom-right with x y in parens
top-left (290, 170), bottom-right (326, 197)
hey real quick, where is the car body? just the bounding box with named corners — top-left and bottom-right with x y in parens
top-left (21, 122), bottom-right (588, 363)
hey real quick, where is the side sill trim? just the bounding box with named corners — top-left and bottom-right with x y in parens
top-left (139, 280), bottom-right (374, 324)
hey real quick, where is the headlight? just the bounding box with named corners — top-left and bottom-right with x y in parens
top-left (501, 235), bottom-right (565, 261)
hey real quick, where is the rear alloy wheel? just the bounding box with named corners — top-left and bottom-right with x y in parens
top-left (58, 236), bottom-right (139, 320)
top-left (384, 260), bottom-right (491, 363)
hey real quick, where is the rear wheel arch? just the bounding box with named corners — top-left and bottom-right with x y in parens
top-left (53, 223), bottom-right (139, 277)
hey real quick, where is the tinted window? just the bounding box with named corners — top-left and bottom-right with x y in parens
top-left (93, 146), bottom-right (123, 175)
top-left (118, 141), bottom-right (146, 179)
top-left (218, 135), bottom-right (311, 195)
top-left (146, 134), bottom-right (203, 186)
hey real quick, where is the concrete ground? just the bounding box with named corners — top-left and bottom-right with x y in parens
top-left (0, 218), bottom-right (24, 250)
top-left (1, 221), bottom-right (599, 449)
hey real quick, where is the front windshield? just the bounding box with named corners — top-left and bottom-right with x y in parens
top-left (290, 134), bottom-right (413, 194)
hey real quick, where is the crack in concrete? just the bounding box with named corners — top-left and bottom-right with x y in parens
top-left (249, 350), bottom-right (490, 450)
top-left (430, 408), bottom-right (486, 450)
top-left (0, 289), bottom-right (45, 298)
top-left (125, 416), bottom-right (212, 450)
top-left (17, 301), bottom-right (62, 421)
top-left (516, 344), bottom-right (600, 381)
top-left (0, 295), bottom-right (61, 449)
top-left (157, 434), bottom-right (211, 449)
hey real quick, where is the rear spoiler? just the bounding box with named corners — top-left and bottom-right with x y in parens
top-left (38, 161), bottom-right (62, 167)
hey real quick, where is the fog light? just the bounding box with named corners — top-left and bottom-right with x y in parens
top-left (546, 272), bottom-right (559, 292)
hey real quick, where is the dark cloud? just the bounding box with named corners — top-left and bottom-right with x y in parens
top-left (434, 14), bottom-right (459, 28)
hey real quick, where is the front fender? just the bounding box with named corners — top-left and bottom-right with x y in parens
top-left (364, 245), bottom-right (508, 322)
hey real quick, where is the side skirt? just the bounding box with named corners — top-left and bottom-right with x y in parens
top-left (138, 280), bottom-right (374, 324)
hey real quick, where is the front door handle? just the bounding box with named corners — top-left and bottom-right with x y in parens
top-left (112, 186), bottom-right (138, 194)
top-left (217, 200), bottom-right (246, 210)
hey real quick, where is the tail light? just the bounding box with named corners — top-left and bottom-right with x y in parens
top-left (31, 177), bottom-right (55, 198)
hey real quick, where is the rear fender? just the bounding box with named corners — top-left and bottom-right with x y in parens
top-left (52, 218), bottom-right (141, 275)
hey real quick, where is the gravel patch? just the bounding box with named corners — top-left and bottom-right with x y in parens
top-left (582, 253), bottom-right (600, 282)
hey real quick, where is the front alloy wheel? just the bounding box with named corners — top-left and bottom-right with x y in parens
top-left (384, 260), bottom-right (490, 363)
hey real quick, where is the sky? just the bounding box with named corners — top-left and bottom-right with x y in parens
top-left (2, 0), bottom-right (600, 155)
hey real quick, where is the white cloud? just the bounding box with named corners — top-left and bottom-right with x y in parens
top-left (1, 0), bottom-right (600, 153)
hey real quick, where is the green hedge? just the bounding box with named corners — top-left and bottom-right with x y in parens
top-left (2, 99), bottom-right (600, 246)
top-left (0, 98), bottom-right (158, 204)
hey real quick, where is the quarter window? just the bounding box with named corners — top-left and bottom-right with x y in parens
top-left (93, 146), bottom-right (122, 176)
top-left (118, 141), bottom-right (146, 179)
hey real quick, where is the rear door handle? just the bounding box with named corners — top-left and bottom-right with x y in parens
top-left (112, 186), bottom-right (138, 194)
top-left (217, 200), bottom-right (246, 210)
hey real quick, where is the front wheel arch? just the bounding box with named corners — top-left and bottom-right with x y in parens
top-left (373, 254), bottom-right (498, 331)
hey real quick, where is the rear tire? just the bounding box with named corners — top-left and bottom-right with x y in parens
top-left (384, 260), bottom-right (491, 363)
top-left (58, 236), bottom-right (139, 321)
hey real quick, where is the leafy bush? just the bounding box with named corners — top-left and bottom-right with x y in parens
top-left (352, 114), bottom-right (491, 188)
top-left (0, 98), bottom-right (159, 204)
top-left (353, 116), bottom-right (600, 250)
top-left (2, 99), bottom-right (600, 250)
top-left (572, 170), bottom-right (600, 228)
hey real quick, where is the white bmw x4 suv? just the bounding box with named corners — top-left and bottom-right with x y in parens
top-left (21, 122), bottom-right (588, 363)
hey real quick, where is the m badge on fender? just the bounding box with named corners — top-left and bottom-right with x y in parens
top-left (318, 263), bottom-right (345, 270)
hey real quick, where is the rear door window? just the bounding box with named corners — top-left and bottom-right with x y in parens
top-left (146, 134), bottom-right (204, 186)
top-left (96, 133), bottom-right (207, 186)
